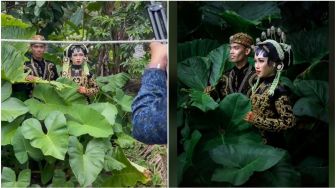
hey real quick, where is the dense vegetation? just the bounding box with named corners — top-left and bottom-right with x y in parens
top-left (1, 1), bottom-right (167, 187)
top-left (177, 2), bottom-right (330, 187)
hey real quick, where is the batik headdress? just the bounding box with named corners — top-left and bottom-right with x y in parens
top-left (62, 44), bottom-right (90, 76)
top-left (229, 32), bottom-right (254, 48)
top-left (252, 26), bottom-right (293, 96)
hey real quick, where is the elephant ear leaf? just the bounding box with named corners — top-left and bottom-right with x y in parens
top-left (68, 136), bottom-right (106, 187)
top-left (1, 97), bottom-right (29, 122)
top-left (1, 167), bottom-right (31, 187)
top-left (21, 111), bottom-right (69, 160)
top-left (102, 146), bottom-right (151, 187)
top-left (210, 143), bottom-right (286, 186)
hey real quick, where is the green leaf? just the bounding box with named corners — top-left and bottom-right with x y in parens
top-left (70, 8), bottom-right (84, 26)
top-left (1, 115), bottom-right (25, 146)
top-left (177, 130), bottom-right (202, 184)
top-left (67, 104), bottom-right (113, 138)
top-left (87, 2), bottom-right (103, 11)
top-left (293, 97), bottom-right (328, 123)
top-left (104, 150), bottom-right (127, 172)
top-left (1, 44), bottom-right (29, 83)
top-left (293, 80), bottom-right (328, 122)
top-left (102, 146), bottom-right (150, 187)
top-left (1, 13), bottom-right (31, 28)
top-left (51, 169), bottom-right (75, 187)
top-left (55, 77), bottom-right (88, 105)
top-left (96, 72), bottom-right (130, 93)
top-left (1, 97), bottom-right (29, 122)
top-left (297, 156), bottom-right (328, 186)
top-left (115, 132), bottom-right (136, 148)
top-left (189, 89), bottom-right (218, 112)
top-left (1, 81), bottom-right (12, 102)
top-left (68, 136), bottom-right (106, 187)
top-left (178, 57), bottom-right (210, 91)
top-left (113, 89), bottom-right (133, 112)
top-left (24, 98), bottom-right (69, 120)
top-left (21, 111), bottom-right (69, 160)
top-left (89, 102), bottom-right (118, 125)
top-left (2, 26), bottom-right (36, 52)
top-left (294, 80), bottom-right (328, 105)
top-left (41, 162), bottom-right (55, 185)
top-left (208, 44), bottom-right (233, 85)
top-left (24, 83), bottom-right (83, 120)
top-left (12, 127), bottom-right (44, 164)
top-left (1, 167), bottom-right (31, 187)
top-left (210, 143), bottom-right (286, 185)
top-left (288, 27), bottom-right (329, 65)
top-left (177, 39), bottom-right (220, 62)
top-left (251, 157), bottom-right (301, 187)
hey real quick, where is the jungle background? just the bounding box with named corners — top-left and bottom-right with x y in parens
top-left (1, 1), bottom-right (167, 187)
top-left (177, 1), bottom-right (331, 187)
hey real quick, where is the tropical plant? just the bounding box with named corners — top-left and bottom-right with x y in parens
top-left (177, 1), bottom-right (329, 186)
top-left (1, 9), bottom-right (164, 187)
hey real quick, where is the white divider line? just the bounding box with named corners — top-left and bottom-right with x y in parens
top-left (1, 39), bottom-right (168, 44)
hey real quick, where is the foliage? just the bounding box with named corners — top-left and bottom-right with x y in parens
top-left (1, 9), bottom-right (162, 187)
top-left (177, 1), bottom-right (329, 186)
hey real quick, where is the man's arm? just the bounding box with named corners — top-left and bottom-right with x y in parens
top-left (131, 69), bottom-right (167, 144)
top-left (131, 42), bottom-right (167, 144)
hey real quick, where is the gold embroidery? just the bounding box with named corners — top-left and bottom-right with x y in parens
top-left (251, 81), bottom-right (295, 133)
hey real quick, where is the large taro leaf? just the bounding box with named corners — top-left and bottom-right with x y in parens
top-left (1, 167), bottom-right (31, 188)
top-left (177, 39), bottom-right (220, 62)
top-left (102, 146), bottom-right (150, 187)
top-left (89, 102), bottom-right (118, 125)
top-left (178, 56), bottom-right (210, 91)
top-left (189, 89), bottom-right (218, 112)
top-left (96, 72), bottom-right (130, 93)
top-left (1, 97), bottom-right (29, 122)
top-left (68, 137), bottom-right (106, 187)
top-left (24, 83), bottom-right (84, 120)
top-left (2, 81), bottom-right (12, 102)
top-left (248, 156), bottom-right (301, 187)
top-left (288, 27), bottom-right (329, 65)
top-left (113, 88), bottom-right (133, 112)
top-left (207, 44), bottom-right (232, 85)
top-left (12, 127), bottom-right (44, 164)
top-left (1, 13), bottom-right (35, 52)
top-left (2, 115), bottom-right (25, 146)
top-left (67, 104), bottom-right (113, 138)
top-left (177, 130), bottom-right (202, 185)
top-left (24, 84), bottom-right (70, 120)
top-left (21, 111), bottom-right (68, 160)
top-left (210, 143), bottom-right (286, 186)
top-left (202, 2), bottom-right (280, 26)
top-left (104, 150), bottom-right (127, 172)
top-left (297, 156), bottom-right (328, 186)
top-left (55, 77), bottom-right (87, 105)
top-left (216, 93), bottom-right (262, 144)
top-left (1, 44), bottom-right (28, 83)
top-left (294, 97), bottom-right (328, 123)
top-left (293, 80), bottom-right (328, 123)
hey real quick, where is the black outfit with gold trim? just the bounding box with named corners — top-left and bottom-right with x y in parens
top-left (61, 65), bottom-right (99, 97)
top-left (12, 57), bottom-right (58, 99)
top-left (250, 75), bottom-right (295, 148)
top-left (24, 57), bottom-right (58, 81)
top-left (215, 63), bottom-right (257, 100)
